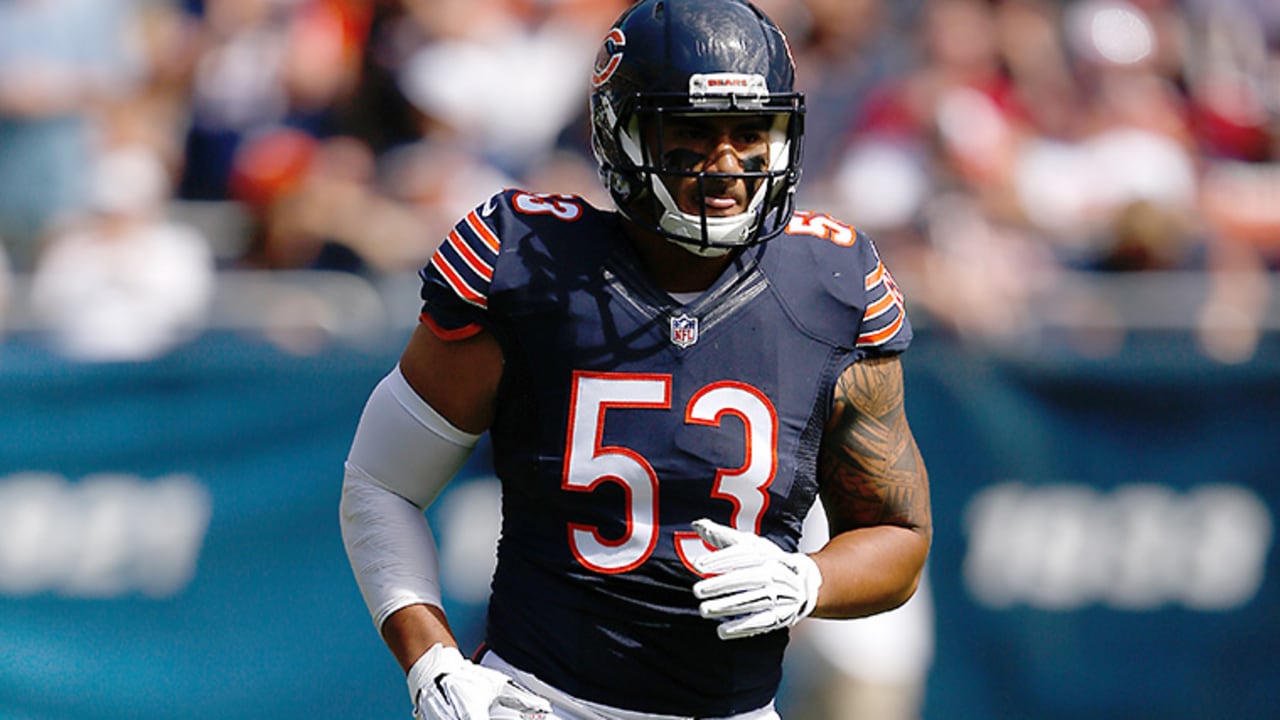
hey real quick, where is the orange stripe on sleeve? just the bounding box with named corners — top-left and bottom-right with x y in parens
top-left (430, 253), bottom-right (488, 309)
top-left (465, 211), bottom-right (501, 254)
top-left (857, 311), bottom-right (905, 347)
top-left (447, 229), bottom-right (494, 280)
top-left (864, 263), bottom-right (885, 291)
top-left (864, 289), bottom-right (898, 320)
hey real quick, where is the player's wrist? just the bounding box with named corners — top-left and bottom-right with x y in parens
top-left (407, 644), bottom-right (462, 700)
top-left (792, 551), bottom-right (823, 619)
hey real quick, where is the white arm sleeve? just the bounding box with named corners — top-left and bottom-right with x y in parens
top-left (339, 366), bottom-right (481, 630)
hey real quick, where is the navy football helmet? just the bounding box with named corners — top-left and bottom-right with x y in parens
top-left (590, 0), bottom-right (805, 255)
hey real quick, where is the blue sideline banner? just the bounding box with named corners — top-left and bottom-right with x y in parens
top-left (909, 333), bottom-right (1279, 720)
top-left (0, 333), bottom-right (414, 720)
top-left (0, 330), bottom-right (1276, 719)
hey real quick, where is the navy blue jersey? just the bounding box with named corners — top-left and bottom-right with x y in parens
top-left (419, 189), bottom-right (911, 716)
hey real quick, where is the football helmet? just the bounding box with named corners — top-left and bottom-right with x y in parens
top-left (590, 0), bottom-right (805, 255)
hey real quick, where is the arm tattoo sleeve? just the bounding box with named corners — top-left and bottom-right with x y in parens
top-left (818, 356), bottom-right (931, 537)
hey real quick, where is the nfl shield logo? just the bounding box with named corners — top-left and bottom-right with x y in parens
top-left (669, 313), bottom-right (699, 348)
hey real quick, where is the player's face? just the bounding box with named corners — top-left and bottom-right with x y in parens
top-left (650, 114), bottom-right (771, 218)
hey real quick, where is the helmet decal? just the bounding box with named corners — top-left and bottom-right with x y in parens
top-left (689, 73), bottom-right (769, 107)
top-left (591, 29), bottom-right (626, 87)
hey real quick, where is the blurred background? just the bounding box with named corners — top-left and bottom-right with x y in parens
top-left (0, 0), bottom-right (1276, 718)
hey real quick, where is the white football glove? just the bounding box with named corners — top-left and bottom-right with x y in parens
top-left (690, 518), bottom-right (823, 641)
top-left (407, 643), bottom-right (551, 720)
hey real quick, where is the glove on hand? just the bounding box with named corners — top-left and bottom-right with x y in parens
top-left (691, 518), bottom-right (823, 641)
top-left (408, 643), bottom-right (551, 720)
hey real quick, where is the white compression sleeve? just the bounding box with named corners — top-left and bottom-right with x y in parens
top-left (345, 366), bottom-right (480, 507)
top-left (339, 366), bottom-right (481, 630)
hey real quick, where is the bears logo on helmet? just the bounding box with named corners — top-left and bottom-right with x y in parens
top-left (592, 28), bottom-right (626, 87)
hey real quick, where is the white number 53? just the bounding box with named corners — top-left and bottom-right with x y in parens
top-left (562, 371), bottom-right (778, 575)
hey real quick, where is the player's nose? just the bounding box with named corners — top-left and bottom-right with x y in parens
top-left (705, 137), bottom-right (746, 173)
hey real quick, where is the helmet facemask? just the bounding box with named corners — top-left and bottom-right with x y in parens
top-left (596, 74), bottom-right (805, 256)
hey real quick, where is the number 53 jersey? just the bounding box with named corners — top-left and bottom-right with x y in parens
top-left (418, 189), bottom-right (912, 717)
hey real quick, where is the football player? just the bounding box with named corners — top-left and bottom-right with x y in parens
top-left (339, 1), bottom-right (931, 718)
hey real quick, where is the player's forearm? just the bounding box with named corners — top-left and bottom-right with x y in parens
top-left (381, 603), bottom-right (460, 672)
top-left (807, 524), bottom-right (930, 619)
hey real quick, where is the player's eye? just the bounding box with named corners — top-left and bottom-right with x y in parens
top-left (662, 148), bottom-right (705, 171)
top-left (671, 125), bottom-right (708, 143)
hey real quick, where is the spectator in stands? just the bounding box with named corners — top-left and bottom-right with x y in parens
top-left (376, 138), bottom-right (519, 267)
top-left (30, 144), bottom-right (215, 362)
top-left (785, 0), bottom-right (915, 187)
top-left (1017, 0), bottom-right (1201, 269)
top-left (230, 128), bottom-right (463, 275)
top-left (175, 0), bottom-right (370, 201)
top-left (395, 0), bottom-right (628, 179)
top-left (0, 0), bottom-right (139, 271)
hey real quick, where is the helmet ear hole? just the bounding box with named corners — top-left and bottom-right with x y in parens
top-left (589, 0), bottom-right (805, 251)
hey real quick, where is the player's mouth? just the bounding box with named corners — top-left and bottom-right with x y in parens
top-left (704, 195), bottom-right (741, 213)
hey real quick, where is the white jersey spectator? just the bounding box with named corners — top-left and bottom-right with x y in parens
top-left (31, 145), bottom-right (215, 362)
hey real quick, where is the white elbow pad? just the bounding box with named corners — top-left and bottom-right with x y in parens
top-left (339, 367), bottom-right (480, 629)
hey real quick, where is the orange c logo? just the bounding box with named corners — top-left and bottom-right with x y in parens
top-left (592, 29), bottom-right (626, 87)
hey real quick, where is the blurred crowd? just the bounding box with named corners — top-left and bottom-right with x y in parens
top-left (0, 0), bottom-right (1276, 362)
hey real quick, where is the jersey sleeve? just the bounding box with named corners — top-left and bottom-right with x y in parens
top-left (418, 192), bottom-right (506, 339)
top-left (855, 241), bottom-right (912, 357)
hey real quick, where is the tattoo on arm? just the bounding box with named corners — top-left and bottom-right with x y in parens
top-left (819, 356), bottom-right (931, 536)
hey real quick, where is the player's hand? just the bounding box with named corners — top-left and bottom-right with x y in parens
top-left (408, 643), bottom-right (552, 720)
top-left (690, 518), bottom-right (823, 640)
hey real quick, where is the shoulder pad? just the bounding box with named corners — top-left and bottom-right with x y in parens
top-left (420, 188), bottom-right (611, 316)
top-left (758, 211), bottom-right (911, 354)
